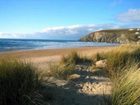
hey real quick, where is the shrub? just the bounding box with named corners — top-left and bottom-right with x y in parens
top-left (111, 65), bottom-right (140, 105)
top-left (0, 59), bottom-right (45, 105)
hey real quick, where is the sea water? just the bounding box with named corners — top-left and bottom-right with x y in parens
top-left (0, 39), bottom-right (118, 52)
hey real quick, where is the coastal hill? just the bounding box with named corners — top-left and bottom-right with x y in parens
top-left (80, 28), bottom-right (140, 43)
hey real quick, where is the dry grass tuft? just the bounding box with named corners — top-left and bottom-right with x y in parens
top-left (61, 51), bottom-right (93, 65)
top-left (0, 59), bottom-right (47, 105)
top-left (102, 45), bottom-right (140, 76)
top-left (47, 63), bottom-right (75, 80)
top-left (111, 65), bottom-right (140, 105)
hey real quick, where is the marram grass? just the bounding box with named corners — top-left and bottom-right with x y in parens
top-left (95, 45), bottom-right (140, 105)
top-left (104, 45), bottom-right (140, 76)
top-left (47, 63), bottom-right (75, 80)
top-left (47, 51), bottom-right (93, 80)
top-left (0, 59), bottom-right (46, 105)
top-left (111, 65), bottom-right (140, 105)
top-left (61, 51), bottom-right (93, 65)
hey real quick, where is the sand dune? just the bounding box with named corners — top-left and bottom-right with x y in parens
top-left (0, 46), bottom-right (115, 105)
top-left (0, 46), bottom-right (115, 69)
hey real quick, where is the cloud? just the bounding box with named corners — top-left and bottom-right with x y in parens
top-left (1, 23), bottom-right (139, 40)
top-left (24, 24), bottom-right (120, 39)
top-left (0, 32), bottom-right (27, 39)
top-left (0, 32), bottom-right (16, 38)
top-left (118, 9), bottom-right (140, 22)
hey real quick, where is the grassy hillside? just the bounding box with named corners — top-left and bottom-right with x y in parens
top-left (80, 28), bottom-right (140, 43)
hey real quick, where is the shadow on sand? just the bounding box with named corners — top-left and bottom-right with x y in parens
top-left (41, 67), bottom-right (111, 105)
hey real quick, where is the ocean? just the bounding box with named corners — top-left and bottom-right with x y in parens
top-left (0, 39), bottom-right (117, 52)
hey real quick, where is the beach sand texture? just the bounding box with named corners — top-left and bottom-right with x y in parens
top-left (0, 46), bottom-right (115, 105)
top-left (0, 46), bottom-right (115, 69)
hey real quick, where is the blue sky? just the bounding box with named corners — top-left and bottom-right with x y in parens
top-left (0, 0), bottom-right (140, 39)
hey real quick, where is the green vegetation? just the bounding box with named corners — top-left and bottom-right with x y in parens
top-left (1, 45), bottom-right (140, 105)
top-left (61, 51), bottom-right (93, 65)
top-left (61, 51), bottom-right (80, 65)
top-left (0, 59), bottom-right (46, 105)
top-left (111, 66), bottom-right (140, 105)
top-left (47, 51), bottom-right (93, 79)
top-left (89, 45), bottom-right (140, 105)
top-left (94, 52), bottom-right (105, 61)
top-left (98, 45), bottom-right (140, 105)
top-left (80, 28), bottom-right (140, 43)
top-left (47, 63), bottom-right (75, 80)
top-left (95, 45), bottom-right (140, 76)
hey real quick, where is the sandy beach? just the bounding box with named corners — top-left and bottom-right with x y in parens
top-left (0, 46), bottom-right (115, 69)
top-left (0, 46), bottom-right (115, 105)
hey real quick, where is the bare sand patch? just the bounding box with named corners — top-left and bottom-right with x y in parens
top-left (0, 46), bottom-right (115, 69)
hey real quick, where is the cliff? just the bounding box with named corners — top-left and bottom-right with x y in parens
top-left (80, 28), bottom-right (140, 43)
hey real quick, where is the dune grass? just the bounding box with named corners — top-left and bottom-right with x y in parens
top-left (47, 63), bottom-right (75, 80)
top-left (97, 45), bottom-right (140, 105)
top-left (1, 45), bottom-right (140, 105)
top-left (91, 45), bottom-right (140, 105)
top-left (61, 51), bottom-right (93, 65)
top-left (111, 65), bottom-right (140, 105)
top-left (95, 45), bottom-right (140, 76)
top-left (94, 52), bottom-right (106, 61)
top-left (46, 51), bottom-right (93, 80)
top-left (0, 59), bottom-right (46, 105)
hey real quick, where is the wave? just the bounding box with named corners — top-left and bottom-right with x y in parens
top-left (0, 39), bottom-right (118, 52)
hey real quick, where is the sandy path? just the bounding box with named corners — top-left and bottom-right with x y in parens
top-left (43, 64), bottom-right (111, 105)
top-left (0, 46), bottom-right (114, 105)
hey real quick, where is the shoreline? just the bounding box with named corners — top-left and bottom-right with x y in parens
top-left (0, 44), bottom-right (118, 53)
top-left (0, 46), bottom-right (116, 57)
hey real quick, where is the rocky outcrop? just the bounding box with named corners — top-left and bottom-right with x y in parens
top-left (80, 28), bottom-right (140, 43)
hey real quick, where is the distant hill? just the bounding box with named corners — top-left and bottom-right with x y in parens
top-left (80, 28), bottom-right (140, 43)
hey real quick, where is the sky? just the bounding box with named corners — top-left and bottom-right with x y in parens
top-left (0, 0), bottom-right (140, 40)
